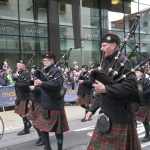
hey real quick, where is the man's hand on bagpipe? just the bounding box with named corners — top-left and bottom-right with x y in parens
top-left (92, 80), bottom-right (106, 94)
top-left (34, 79), bottom-right (42, 86)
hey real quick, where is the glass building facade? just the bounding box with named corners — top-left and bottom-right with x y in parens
top-left (0, 0), bottom-right (150, 71)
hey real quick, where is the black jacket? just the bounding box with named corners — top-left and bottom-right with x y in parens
top-left (29, 73), bottom-right (41, 104)
top-left (77, 71), bottom-right (93, 95)
top-left (35, 64), bottom-right (64, 110)
top-left (134, 76), bottom-right (150, 110)
top-left (0, 74), bottom-right (10, 86)
top-left (89, 50), bottom-right (139, 122)
top-left (14, 70), bottom-right (30, 101)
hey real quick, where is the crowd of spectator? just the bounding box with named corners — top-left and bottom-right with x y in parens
top-left (0, 61), bottom-right (14, 87)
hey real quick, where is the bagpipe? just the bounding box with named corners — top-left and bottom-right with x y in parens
top-left (34, 47), bottom-right (73, 98)
top-left (13, 54), bottom-right (35, 83)
top-left (89, 14), bottom-right (141, 85)
top-left (34, 47), bottom-right (73, 82)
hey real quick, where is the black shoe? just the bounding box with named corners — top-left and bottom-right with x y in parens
top-left (36, 137), bottom-right (44, 146)
top-left (17, 129), bottom-right (30, 136)
top-left (36, 140), bottom-right (44, 146)
top-left (35, 137), bottom-right (42, 144)
top-left (141, 136), bottom-right (150, 142)
top-left (81, 117), bottom-right (87, 122)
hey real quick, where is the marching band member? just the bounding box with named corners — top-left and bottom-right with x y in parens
top-left (27, 65), bottom-right (44, 146)
top-left (135, 67), bottom-right (150, 142)
top-left (13, 60), bottom-right (31, 135)
top-left (86, 34), bottom-right (141, 150)
top-left (76, 65), bottom-right (93, 122)
top-left (34, 52), bottom-right (69, 150)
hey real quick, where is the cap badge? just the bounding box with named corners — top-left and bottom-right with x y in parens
top-left (46, 54), bottom-right (49, 56)
top-left (20, 60), bottom-right (23, 63)
top-left (106, 36), bottom-right (111, 41)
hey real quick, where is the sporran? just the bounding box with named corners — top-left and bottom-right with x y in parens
top-left (97, 113), bottom-right (110, 132)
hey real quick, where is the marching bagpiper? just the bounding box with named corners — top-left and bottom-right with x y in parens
top-left (34, 52), bottom-right (69, 150)
top-left (76, 65), bottom-right (93, 122)
top-left (13, 59), bottom-right (31, 136)
top-left (86, 34), bottom-right (141, 150)
top-left (135, 66), bottom-right (150, 142)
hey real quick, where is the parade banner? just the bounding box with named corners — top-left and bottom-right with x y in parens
top-left (0, 83), bottom-right (79, 106)
top-left (63, 82), bottom-right (78, 102)
top-left (0, 86), bottom-right (16, 107)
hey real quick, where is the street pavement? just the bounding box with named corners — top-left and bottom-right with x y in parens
top-left (0, 105), bottom-right (150, 150)
top-left (0, 104), bottom-right (89, 134)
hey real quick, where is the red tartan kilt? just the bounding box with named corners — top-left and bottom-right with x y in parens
top-left (14, 100), bottom-right (29, 115)
top-left (88, 121), bottom-right (141, 150)
top-left (35, 109), bottom-right (69, 133)
top-left (27, 104), bottom-right (41, 121)
top-left (135, 106), bottom-right (150, 122)
top-left (77, 94), bottom-right (93, 105)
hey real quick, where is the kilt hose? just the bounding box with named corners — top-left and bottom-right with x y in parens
top-left (135, 106), bottom-right (150, 122)
top-left (77, 94), bottom-right (93, 105)
top-left (14, 100), bottom-right (29, 115)
top-left (27, 103), bottom-right (41, 122)
top-left (35, 109), bottom-right (69, 134)
top-left (88, 121), bottom-right (141, 150)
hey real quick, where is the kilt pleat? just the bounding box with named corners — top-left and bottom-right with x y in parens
top-left (77, 94), bottom-right (93, 105)
top-left (88, 121), bottom-right (141, 150)
top-left (35, 109), bottom-right (69, 133)
top-left (27, 103), bottom-right (41, 121)
top-left (135, 106), bottom-right (150, 122)
top-left (14, 100), bottom-right (29, 115)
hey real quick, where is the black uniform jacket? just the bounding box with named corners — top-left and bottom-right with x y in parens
top-left (89, 50), bottom-right (140, 122)
top-left (77, 71), bottom-right (93, 95)
top-left (37, 64), bottom-right (64, 110)
top-left (134, 76), bottom-right (150, 110)
top-left (14, 70), bottom-right (30, 101)
top-left (30, 73), bottom-right (41, 104)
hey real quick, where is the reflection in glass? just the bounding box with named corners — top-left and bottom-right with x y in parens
top-left (19, 0), bottom-right (47, 23)
top-left (108, 0), bottom-right (124, 31)
top-left (60, 39), bottom-right (99, 68)
top-left (138, 0), bottom-right (150, 5)
top-left (21, 36), bottom-right (48, 65)
top-left (59, 2), bottom-right (73, 26)
top-left (0, 0), bottom-right (18, 20)
top-left (20, 22), bottom-right (48, 37)
top-left (140, 43), bottom-right (150, 61)
top-left (139, 4), bottom-right (150, 34)
top-left (0, 35), bottom-right (19, 71)
top-left (124, 2), bottom-right (138, 33)
top-left (82, 7), bottom-right (100, 29)
top-left (0, 19), bottom-right (19, 35)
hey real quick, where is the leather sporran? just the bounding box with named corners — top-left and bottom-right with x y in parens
top-left (97, 113), bottom-right (110, 132)
top-left (42, 109), bottom-right (50, 119)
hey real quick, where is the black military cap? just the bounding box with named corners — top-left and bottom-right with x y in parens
top-left (31, 65), bottom-right (41, 70)
top-left (43, 53), bottom-right (56, 61)
top-left (135, 67), bottom-right (145, 73)
top-left (17, 59), bottom-right (26, 65)
top-left (82, 65), bottom-right (88, 70)
top-left (101, 34), bottom-right (120, 46)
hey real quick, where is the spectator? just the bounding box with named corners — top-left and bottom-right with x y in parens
top-left (2, 61), bottom-right (12, 77)
top-left (0, 69), bottom-right (11, 87)
top-left (3, 69), bottom-right (14, 86)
